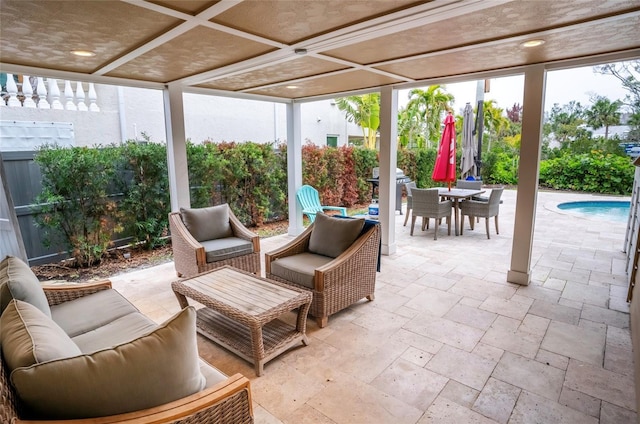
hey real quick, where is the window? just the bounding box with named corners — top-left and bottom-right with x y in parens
top-left (326, 135), bottom-right (338, 147)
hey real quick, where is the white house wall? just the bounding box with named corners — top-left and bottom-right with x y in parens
top-left (1, 82), bottom-right (365, 149)
top-left (0, 84), bottom-right (121, 149)
top-left (121, 86), bottom-right (362, 146)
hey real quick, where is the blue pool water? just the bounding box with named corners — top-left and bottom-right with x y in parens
top-left (557, 201), bottom-right (630, 222)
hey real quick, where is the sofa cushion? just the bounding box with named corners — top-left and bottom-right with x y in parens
top-left (201, 237), bottom-right (254, 263)
top-left (11, 306), bottom-right (206, 420)
top-left (0, 255), bottom-right (51, 318)
top-left (199, 359), bottom-right (228, 388)
top-left (308, 213), bottom-right (365, 258)
top-left (0, 300), bottom-right (81, 371)
top-left (71, 312), bottom-right (157, 354)
top-left (270, 252), bottom-right (333, 289)
top-left (50, 289), bottom-right (140, 338)
top-left (180, 204), bottom-right (233, 242)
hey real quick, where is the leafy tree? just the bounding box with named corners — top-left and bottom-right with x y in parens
top-left (543, 101), bottom-right (588, 148)
top-left (585, 95), bottom-right (622, 140)
top-left (594, 61), bottom-right (640, 142)
top-left (335, 94), bottom-right (380, 149)
top-left (405, 86), bottom-right (454, 148)
top-left (117, 141), bottom-right (170, 249)
top-left (34, 145), bottom-right (121, 267)
top-left (506, 103), bottom-right (522, 123)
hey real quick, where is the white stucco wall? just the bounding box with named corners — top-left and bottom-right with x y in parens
top-left (1, 80), bottom-right (364, 149)
top-left (0, 83), bottom-right (121, 149)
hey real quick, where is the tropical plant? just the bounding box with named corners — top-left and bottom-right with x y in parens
top-left (584, 95), bottom-right (622, 140)
top-left (34, 145), bottom-right (121, 267)
top-left (117, 141), bottom-right (170, 249)
top-left (335, 94), bottom-right (380, 149)
top-left (405, 86), bottom-right (454, 148)
top-left (481, 100), bottom-right (510, 152)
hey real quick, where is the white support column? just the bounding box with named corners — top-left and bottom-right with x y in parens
top-left (163, 84), bottom-right (190, 212)
top-left (379, 86), bottom-right (399, 255)
top-left (287, 101), bottom-right (304, 236)
top-left (507, 65), bottom-right (546, 285)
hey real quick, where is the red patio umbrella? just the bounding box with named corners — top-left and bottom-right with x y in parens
top-left (432, 111), bottom-right (457, 190)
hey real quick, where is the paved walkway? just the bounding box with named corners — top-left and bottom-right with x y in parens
top-left (110, 189), bottom-right (635, 423)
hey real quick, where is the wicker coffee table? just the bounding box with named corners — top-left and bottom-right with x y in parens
top-left (171, 266), bottom-right (312, 376)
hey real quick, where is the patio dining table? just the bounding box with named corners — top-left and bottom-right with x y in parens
top-left (438, 188), bottom-right (485, 236)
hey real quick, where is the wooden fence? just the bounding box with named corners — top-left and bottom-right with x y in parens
top-left (1, 151), bottom-right (131, 266)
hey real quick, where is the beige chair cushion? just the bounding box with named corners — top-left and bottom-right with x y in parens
top-left (270, 253), bottom-right (333, 289)
top-left (0, 300), bottom-right (81, 371)
top-left (0, 255), bottom-right (51, 318)
top-left (180, 204), bottom-right (233, 242)
top-left (308, 213), bottom-right (365, 258)
top-left (11, 306), bottom-right (206, 420)
top-left (201, 237), bottom-right (254, 263)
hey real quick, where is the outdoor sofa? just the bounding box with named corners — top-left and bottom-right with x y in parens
top-left (0, 255), bottom-right (253, 423)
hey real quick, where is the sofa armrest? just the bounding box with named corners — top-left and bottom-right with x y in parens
top-left (42, 280), bottom-right (112, 307)
top-left (264, 224), bottom-right (314, 274)
top-left (169, 212), bottom-right (206, 277)
top-left (228, 209), bottom-right (260, 253)
top-left (16, 374), bottom-right (253, 424)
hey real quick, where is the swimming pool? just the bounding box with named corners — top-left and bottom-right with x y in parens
top-left (557, 201), bottom-right (630, 222)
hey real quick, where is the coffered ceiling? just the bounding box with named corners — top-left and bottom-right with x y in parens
top-left (1, 0), bottom-right (639, 101)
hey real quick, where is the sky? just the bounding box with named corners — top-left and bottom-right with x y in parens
top-left (399, 64), bottom-right (631, 114)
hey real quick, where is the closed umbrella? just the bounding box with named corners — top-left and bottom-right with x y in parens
top-left (460, 103), bottom-right (477, 179)
top-left (432, 111), bottom-right (457, 190)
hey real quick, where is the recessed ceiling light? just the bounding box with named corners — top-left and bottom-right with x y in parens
top-left (71, 50), bottom-right (96, 57)
top-left (521, 39), bottom-right (545, 48)
top-left (286, 85), bottom-right (299, 89)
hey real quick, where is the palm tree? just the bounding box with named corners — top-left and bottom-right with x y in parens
top-left (585, 95), bottom-right (622, 140)
top-left (481, 100), bottom-right (510, 152)
top-left (335, 94), bottom-right (380, 149)
top-left (405, 86), bottom-right (454, 148)
top-left (397, 105), bottom-right (425, 149)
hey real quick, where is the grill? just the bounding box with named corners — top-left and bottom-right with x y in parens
top-left (367, 168), bottom-right (411, 214)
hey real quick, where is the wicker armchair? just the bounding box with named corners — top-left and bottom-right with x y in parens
top-left (169, 204), bottom-right (260, 278)
top-left (460, 187), bottom-right (504, 239)
top-left (1, 282), bottom-right (254, 424)
top-left (410, 188), bottom-right (452, 240)
top-left (265, 216), bottom-right (380, 328)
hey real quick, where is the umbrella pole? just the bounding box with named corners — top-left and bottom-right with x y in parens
top-left (448, 181), bottom-right (451, 191)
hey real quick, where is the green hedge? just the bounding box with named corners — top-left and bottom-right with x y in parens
top-left (539, 151), bottom-right (634, 195)
top-left (34, 142), bottom-right (633, 266)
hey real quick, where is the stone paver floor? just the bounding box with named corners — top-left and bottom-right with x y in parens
top-left (110, 189), bottom-right (636, 423)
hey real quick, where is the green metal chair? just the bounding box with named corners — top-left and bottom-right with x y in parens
top-left (296, 185), bottom-right (347, 223)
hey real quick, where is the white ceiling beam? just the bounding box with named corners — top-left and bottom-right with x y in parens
top-left (373, 9), bottom-right (640, 68)
top-left (174, 0), bottom-right (495, 87)
top-left (95, 0), bottom-right (286, 76)
top-left (0, 63), bottom-right (165, 90)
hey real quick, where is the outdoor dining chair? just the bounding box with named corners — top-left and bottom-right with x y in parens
top-left (296, 185), bottom-right (347, 223)
top-left (403, 181), bottom-right (417, 226)
top-left (410, 188), bottom-right (452, 240)
top-left (460, 187), bottom-right (504, 239)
